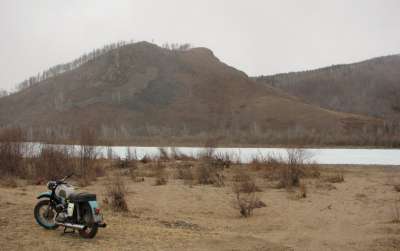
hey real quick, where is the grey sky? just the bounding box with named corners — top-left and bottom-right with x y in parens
top-left (0, 0), bottom-right (399, 91)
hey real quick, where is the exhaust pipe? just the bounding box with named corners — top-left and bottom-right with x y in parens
top-left (56, 222), bottom-right (86, 230)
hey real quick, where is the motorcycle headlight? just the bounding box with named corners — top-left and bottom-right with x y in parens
top-left (47, 181), bottom-right (55, 190)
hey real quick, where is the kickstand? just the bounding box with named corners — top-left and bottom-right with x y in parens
top-left (63, 227), bottom-right (75, 234)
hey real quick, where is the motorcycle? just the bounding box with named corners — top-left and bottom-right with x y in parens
top-left (34, 174), bottom-right (106, 238)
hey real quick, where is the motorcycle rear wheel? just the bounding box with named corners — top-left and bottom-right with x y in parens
top-left (79, 223), bottom-right (98, 238)
top-left (78, 203), bottom-right (98, 238)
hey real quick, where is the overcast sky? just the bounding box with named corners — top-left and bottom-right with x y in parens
top-left (0, 0), bottom-right (399, 91)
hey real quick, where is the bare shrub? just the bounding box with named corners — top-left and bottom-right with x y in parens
top-left (195, 163), bottom-right (224, 187)
top-left (277, 149), bottom-right (317, 189)
top-left (393, 197), bottom-right (400, 224)
top-left (176, 162), bottom-right (194, 181)
top-left (158, 147), bottom-right (170, 161)
top-left (299, 183), bottom-right (307, 198)
top-left (104, 174), bottom-right (129, 212)
top-left (324, 172), bottom-right (345, 183)
top-left (394, 184), bottom-right (400, 192)
top-left (78, 127), bottom-right (99, 186)
top-left (232, 170), bottom-right (261, 192)
top-left (233, 178), bottom-right (265, 217)
top-left (0, 176), bottom-right (18, 188)
top-left (171, 148), bottom-right (195, 161)
top-left (0, 128), bottom-right (25, 177)
top-left (116, 157), bottom-right (137, 169)
top-left (125, 147), bottom-right (137, 161)
top-left (140, 154), bottom-right (152, 164)
top-left (31, 145), bottom-right (74, 182)
top-left (194, 146), bottom-right (225, 187)
top-left (213, 152), bottom-right (232, 169)
top-left (154, 166), bottom-right (168, 186)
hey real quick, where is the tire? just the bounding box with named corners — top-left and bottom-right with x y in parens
top-left (78, 203), bottom-right (98, 238)
top-left (79, 223), bottom-right (98, 239)
top-left (34, 200), bottom-right (59, 230)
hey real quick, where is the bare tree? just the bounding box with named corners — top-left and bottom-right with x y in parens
top-left (0, 89), bottom-right (8, 98)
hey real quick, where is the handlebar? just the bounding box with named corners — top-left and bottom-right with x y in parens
top-left (60, 173), bottom-right (74, 183)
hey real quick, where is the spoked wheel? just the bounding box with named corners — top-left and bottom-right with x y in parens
top-left (34, 200), bottom-right (59, 230)
top-left (78, 203), bottom-right (98, 239)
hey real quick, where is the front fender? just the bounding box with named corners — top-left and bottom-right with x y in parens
top-left (37, 191), bottom-right (52, 200)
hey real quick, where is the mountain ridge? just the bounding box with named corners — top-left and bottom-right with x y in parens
top-left (0, 42), bottom-right (385, 146)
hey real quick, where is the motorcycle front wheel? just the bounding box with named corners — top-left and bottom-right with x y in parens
top-left (34, 199), bottom-right (59, 230)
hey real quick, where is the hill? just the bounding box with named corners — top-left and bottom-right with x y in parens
top-left (255, 54), bottom-right (400, 121)
top-left (0, 42), bottom-right (382, 146)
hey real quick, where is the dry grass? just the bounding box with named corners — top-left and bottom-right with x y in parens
top-left (324, 172), bottom-right (345, 183)
top-left (0, 165), bottom-right (399, 250)
top-left (0, 176), bottom-right (19, 188)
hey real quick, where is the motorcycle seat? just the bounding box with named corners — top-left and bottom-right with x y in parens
top-left (69, 192), bottom-right (96, 202)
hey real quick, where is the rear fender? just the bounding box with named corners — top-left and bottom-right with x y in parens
top-left (88, 201), bottom-right (103, 223)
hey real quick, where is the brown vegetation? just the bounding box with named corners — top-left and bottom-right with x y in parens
top-left (0, 150), bottom-right (399, 250)
top-left (393, 197), bottom-right (400, 224)
top-left (324, 172), bottom-right (345, 183)
top-left (104, 174), bottom-right (129, 212)
top-left (233, 176), bottom-right (265, 217)
top-left (0, 128), bottom-right (25, 177)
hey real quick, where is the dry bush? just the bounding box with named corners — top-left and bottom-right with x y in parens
top-left (232, 170), bottom-right (261, 193)
top-left (394, 184), bottom-right (400, 192)
top-left (77, 127), bottom-right (99, 186)
top-left (233, 178), bottom-right (265, 217)
top-left (324, 172), bottom-right (345, 183)
top-left (212, 152), bottom-right (233, 169)
top-left (171, 148), bottom-right (195, 161)
top-left (158, 147), bottom-right (170, 161)
top-left (195, 163), bottom-right (224, 187)
top-left (0, 176), bottom-right (18, 188)
top-left (175, 162), bottom-right (194, 181)
top-left (31, 145), bottom-right (74, 182)
top-left (116, 157), bottom-right (137, 169)
top-left (0, 128), bottom-right (25, 177)
top-left (269, 149), bottom-right (319, 190)
top-left (125, 147), bottom-right (137, 161)
top-left (104, 174), bottom-right (129, 212)
top-left (194, 146), bottom-right (225, 187)
top-left (299, 183), bottom-right (307, 198)
top-left (154, 167), bottom-right (168, 186)
top-left (393, 198), bottom-right (400, 224)
top-left (140, 154), bottom-right (152, 164)
top-left (127, 168), bottom-right (144, 182)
